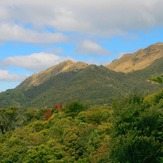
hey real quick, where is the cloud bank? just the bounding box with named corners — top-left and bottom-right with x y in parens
top-left (1, 52), bottom-right (66, 72)
top-left (0, 23), bottom-right (67, 43)
top-left (0, 0), bottom-right (163, 39)
top-left (0, 70), bottom-right (28, 82)
top-left (76, 40), bottom-right (109, 55)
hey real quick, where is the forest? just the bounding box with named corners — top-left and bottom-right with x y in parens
top-left (0, 87), bottom-right (162, 162)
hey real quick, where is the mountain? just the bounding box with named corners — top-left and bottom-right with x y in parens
top-left (18, 60), bottom-right (89, 90)
top-left (107, 42), bottom-right (163, 72)
top-left (0, 43), bottom-right (162, 108)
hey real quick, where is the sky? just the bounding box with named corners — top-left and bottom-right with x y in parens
top-left (0, 0), bottom-right (163, 92)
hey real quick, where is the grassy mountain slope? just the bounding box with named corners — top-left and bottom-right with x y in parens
top-left (21, 58), bottom-right (163, 107)
top-left (24, 65), bottom-right (127, 107)
top-left (18, 60), bottom-right (89, 90)
top-left (107, 42), bottom-right (163, 72)
top-left (0, 58), bottom-right (162, 108)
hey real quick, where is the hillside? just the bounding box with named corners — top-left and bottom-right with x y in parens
top-left (107, 42), bottom-right (163, 72)
top-left (18, 60), bottom-right (89, 90)
top-left (0, 58), bottom-right (162, 108)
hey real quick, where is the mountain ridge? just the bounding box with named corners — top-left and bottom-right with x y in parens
top-left (18, 60), bottom-right (89, 90)
top-left (107, 42), bottom-right (163, 72)
top-left (0, 42), bottom-right (162, 108)
top-left (18, 42), bottom-right (163, 91)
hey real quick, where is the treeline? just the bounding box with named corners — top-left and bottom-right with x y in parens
top-left (0, 90), bottom-right (163, 162)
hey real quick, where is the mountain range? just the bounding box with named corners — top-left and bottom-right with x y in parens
top-left (0, 42), bottom-right (162, 108)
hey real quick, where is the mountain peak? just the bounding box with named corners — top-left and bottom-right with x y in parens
top-left (18, 60), bottom-right (89, 89)
top-left (62, 59), bottom-right (74, 64)
top-left (107, 42), bottom-right (163, 72)
top-left (155, 42), bottom-right (163, 45)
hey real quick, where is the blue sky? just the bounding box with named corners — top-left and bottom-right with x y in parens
top-left (0, 0), bottom-right (163, 92)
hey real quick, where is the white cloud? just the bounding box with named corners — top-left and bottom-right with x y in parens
top-left (0, 23), bottom-right (67, 43)
top-left (0, 0), bottom-right (163, 37)
top-left (76, 40), bottom-right (109, 55)
top-left (0, 70), bottom-right (28, 82)
top-left (1, 52), bottom-right (67, 72)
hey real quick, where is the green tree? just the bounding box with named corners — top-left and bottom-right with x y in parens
top-left (109, 94), bottom-right (163, 163)
top-left (0, 108), bottom-right (18, 134)
top-left (24, 145), bottom-right (54, 163)
top-left (64, 100), bottom-right (88, 117)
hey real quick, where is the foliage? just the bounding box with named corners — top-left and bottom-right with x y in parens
top-left (64, 100), bottom-right (88, 117)
top-left (0, 103), bottom-right (112, 162)
top-left (0, 90), bottom-right (162, 162)
top-left (109, 92), bottom-right (163, 163)
top-left (0, 107), bottom-right (18, 134)
top-left (149, 75), bottom-right (163, 84)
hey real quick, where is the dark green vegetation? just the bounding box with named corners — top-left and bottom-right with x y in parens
top-left (149, 75), bottom-right (163, 84)
top-left (0, 58), bottom-right (162, 108)
top-left (110, 92), bottom-right (163, 163)
top-left (0, 90), bottom-right (162, 162)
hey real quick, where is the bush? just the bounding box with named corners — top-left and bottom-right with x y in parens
top-left (64, 100), bottom-right (88, 117)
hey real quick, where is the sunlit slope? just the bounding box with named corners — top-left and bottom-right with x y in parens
top-left (107, 42), bottom-right (163, 72)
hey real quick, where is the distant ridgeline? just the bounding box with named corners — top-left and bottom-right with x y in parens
top-left (0, 43), bottom-right (163, 108)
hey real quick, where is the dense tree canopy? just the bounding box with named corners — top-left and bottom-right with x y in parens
top-left (109, 91), bottom-right (163, 163)
top-left (0, 90), bottom-right (162, 162)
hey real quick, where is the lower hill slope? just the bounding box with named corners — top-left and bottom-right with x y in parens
top-left (0, 58), bottom-right (162, 108)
